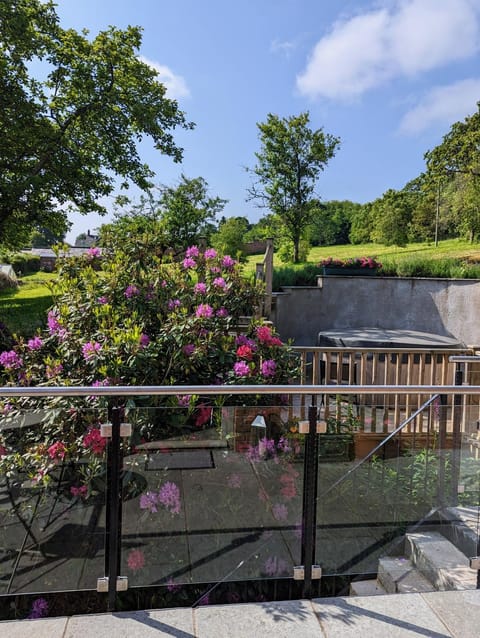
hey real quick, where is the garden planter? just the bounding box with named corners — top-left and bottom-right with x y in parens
top-left (223, 405), bottom-right (286, 452)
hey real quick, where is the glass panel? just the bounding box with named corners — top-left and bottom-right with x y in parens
top-left (316, 395), bottom-right (480, 594)
top-left (0, 398), bottom-right (108, 596)
top-left (121, 396), bottom-right (305, 601)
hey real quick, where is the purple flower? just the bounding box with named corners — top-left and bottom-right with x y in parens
top-left (235, 335), bottom-right (257, 349)
top-left (182, 257), bottom-right (196, 269)
top-left (222, 255), bottom-right (235, 268)
top-left (204, 248), bottom-right (217, 259)
top-left (216, 307), bottom-right (229, 318)
top-left (139, 491), bottom-right (159, 513)
top-left (47, 310), bottom-right (62, 334)
top-left (27, 336), bottom-right (43, 350)
top-left (233, 361), bottom-right (250, 377)
top-left (158, 481), bottom-right (181, 515)
top-left (82, 341), bottom-right (102, 360)
top-left (167, 578), bottom-right (181, 592)
top-left (213, 276), bottom-right (226, 288)
top-left (196, 303), bottom-right (213, 318)
top-left (124, 285), bottom-right (139, 298)
top-left (28, 597), bottom-right (48, 619)
top-left (176, 394), bottom-right (191, 407)
top-left (97, 296), bottom-right (108, 304)
top-left (46, 363), bottom-right (63, 379)
top-left (185, 245), bottom-right (200, 258)
top-left (168, 298), bottom-right (181, 310)
top-left (261, 359), bottom-right (276, 377)
top-left (194, 282), bottom-right (207, 294)
top-left (139, 333), bottom-right (150, 348)
top-left (183, 344), bottom-right (195, 356)
top-left (0, 350), bottom-right (23, 370)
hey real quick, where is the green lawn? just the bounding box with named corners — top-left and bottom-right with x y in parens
top-left (0, 272), bottom-right (55, 337)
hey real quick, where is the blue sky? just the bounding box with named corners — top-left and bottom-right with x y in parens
top-left (53, 0), bottom-right (480, 243)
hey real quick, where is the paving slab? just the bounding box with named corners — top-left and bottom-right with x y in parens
top-left (422, 590), bottom-right (480, 638)
top-left (312, 593), bottom-right (454, 637)
top-left (65, 608), bottom-right (195, 638)
top-left (195, 600), bottom-right (322, 638)
top-left (0, 616), bottom-right (68, 637)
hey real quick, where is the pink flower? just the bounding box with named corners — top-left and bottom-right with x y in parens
top-left (204, 248), bottom-right (217, 259)
top-left (194, 282), bottom-right (207, 294)
top-left (0, 445), bottom-right (8, 457)
top-left (213, 277), bottom-right (226, 288)
top-left (183, 344), bottom-right (195, 356)
top-left (261, 359), bottom-right (276, 377)
top-left (86, 247), bottom-right (101, 259)
top-left (0, 350), bottom-right (23, 369)
top-left (82, 428), bottom-right (106, 455)
top-left (222, 255), bottom-right (235, 268)
top-left (185, 245), bottom-right (200, 258)
top-left (196, 303), bottom-right (213, 318)
top-left (48, 441), bottom-right (66, 461)
top-left (256, 325), bottom-right (273, 343)
top-left (182, 257), bottom-right (196, 269)
top-left (176, 394), bottom-right (192, 407)
top-left (216, 307), bottom-right (229, 317)
top-left (70, 484), bottom-right (88, 498)
top-left (158, 481), bottom-right (181, 515)
top-left (234, 361), bottom-right (250, 377)
top-left (82, 341), bottom-right (102, 360)
top-left (140, 491), bottom-right (159, 513)
top-left (236, 345), bottom-right (253, 360)
top-left (97, 296), bottom-right (108, 304)
top-left (47, 310), bottom-right (62, 334)
top-left (27, 336), bottom-right (43, 350)
top-left (195, 403), bottom-right (212, 427)
top-left (127, 549), bottom-right (146, 571)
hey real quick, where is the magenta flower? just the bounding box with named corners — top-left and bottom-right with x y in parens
top-left (97, 296), bottom-right (108, 304)
top-left (182, 257), bottom-right (196, 269)
top-left (127, 548), bottom-right (146, 571)
top-left (222, 255), bottom-right (235, 268)
top-left (204, 248), bottom-right (217, 259)
top-left (176, 394), bottom-right (192, 407)
top-left (124, 285), bottom-right (139, 298)
top-left (194, 282), bottom-right (207, 294)
top-left (183, 344), bottom-right (195, 356)
top-left (0, 350), bottom-right (23, 370)
top-left (48, 441), bottom-right (66, 461)
top-left (70, 484), bottom-right (88, 498)
top-left (82, 428), bottom-right (106, 455)
top-left (233, 361), bottom-right (250, 377)
top-left (261, 359), bottom-right (276, 377)
top-left (158, 481), bottom-right (181, 514)
top-left (140, 491), bottom-right (159, 513)
top-left (196, 303), bottom-right (213, 318)
top-left (27, 336), bottom-right (43, 350)
top-left (82, 341), bottom-right (102, 360)
top-left (216, 307), bottom-right (229, 317)
top-left (47, 310), bottom-right (62, 334)
top-left (213, 276), bottom-right (226, 288)
top-left (185, 245), bottom-right (200, 258)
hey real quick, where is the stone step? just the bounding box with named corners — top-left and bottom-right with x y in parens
top-left (349, 579), bottom-right (387, 596)
top-left (377, 556), bottom-right (434, 594)
top-left (438, 506), bottom-right (480, 559)
top-left (406, 531), bottom-right (477, 591)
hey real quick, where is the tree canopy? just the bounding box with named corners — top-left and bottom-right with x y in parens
top-left (0, 0), bottom-right (193, 248)
top-left (247, 112), bottom-right (340, 263)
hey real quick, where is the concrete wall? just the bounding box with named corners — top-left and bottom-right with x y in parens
top-left (272, 275), bottom-right (480, 346)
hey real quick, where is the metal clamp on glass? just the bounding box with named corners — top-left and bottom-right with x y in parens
top-left (293, 565), bottom-right (322, 580)
top-left (100, 422), bottom-right (132, 438)
top-left (97, 576), bottom-right (129, 592)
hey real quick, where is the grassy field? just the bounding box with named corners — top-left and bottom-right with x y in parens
top-left (0, 272), bottom-right (55, 337)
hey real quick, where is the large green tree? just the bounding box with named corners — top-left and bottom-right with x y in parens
top-left (0, 0), bottom-right (193, 248)
top-left (247, 112), bottom-right (340, 263)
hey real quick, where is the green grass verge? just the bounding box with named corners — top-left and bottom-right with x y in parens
top-left (0, 272), bottom-right (55, 338)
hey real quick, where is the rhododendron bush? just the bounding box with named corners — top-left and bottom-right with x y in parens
top-left (0, 241), bottom-right (297, 492)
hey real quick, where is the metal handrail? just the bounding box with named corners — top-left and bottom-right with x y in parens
top-left (1, 383), bottom-right (480, 398)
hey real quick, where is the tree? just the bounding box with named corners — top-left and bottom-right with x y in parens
top-left (247, 112), bottom-right (340, 263)
top-left (370, 189), bottom-right (412, 247)
top-left (0, 0), bottom-right (193, 249)
top-left (309, 200), bottom-right (363, 246)
top-left (157, 175), bottom-right (226, 249)
top-left (211, 216), bottom-right (250, 259)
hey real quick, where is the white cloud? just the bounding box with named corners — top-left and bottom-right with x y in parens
top-left (139, 55), bottom-right (190, 99)
top-left (297, 0), bottom-right (480, 100)
top-left (270, 38), bottom-right (296, 58)
top-left (399, 78), bottom-right (480, 134)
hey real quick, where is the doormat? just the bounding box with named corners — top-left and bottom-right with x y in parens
top-left (145, 449), bottom-right (215, 471)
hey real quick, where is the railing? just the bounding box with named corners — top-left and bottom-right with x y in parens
top-left (1, 383), bottom-right (479, 620)
top-left (255, 238), bottom-right (274, 319)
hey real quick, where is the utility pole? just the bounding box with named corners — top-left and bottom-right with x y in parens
top-left (435, 179), bottom-right (441, 247)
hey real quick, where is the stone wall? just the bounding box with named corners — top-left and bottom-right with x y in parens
top-left (271, 275), bottom-right (480, 346)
